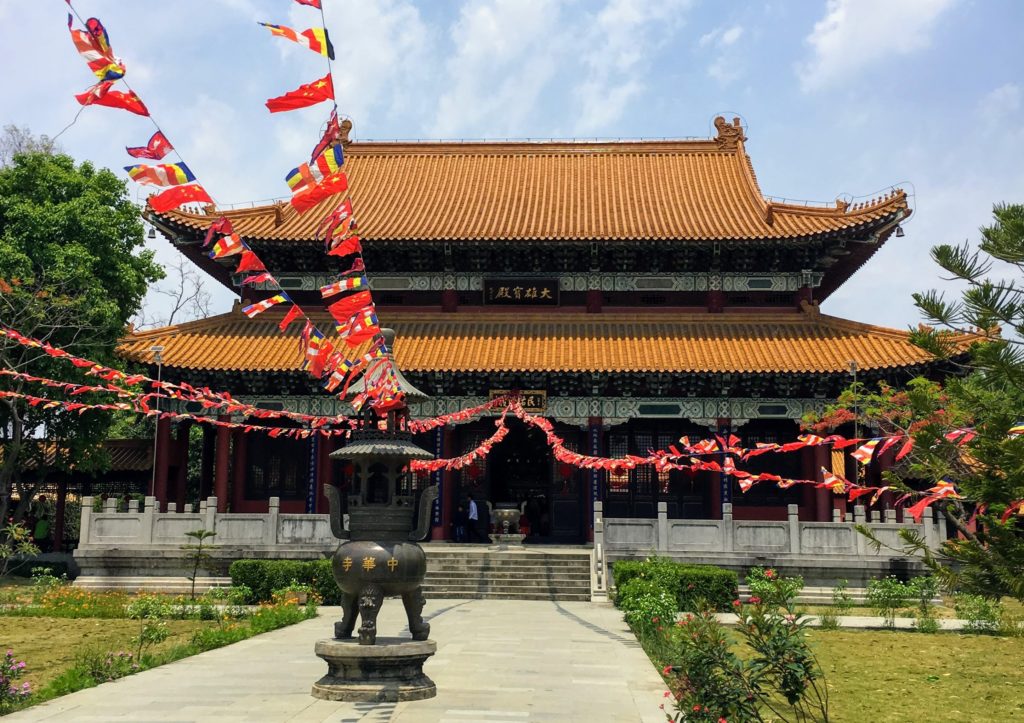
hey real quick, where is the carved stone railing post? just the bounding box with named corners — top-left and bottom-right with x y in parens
top-left (722, 503), bottom-right (734, 552)
top-left (267, 496), bottom-right (280, 545)
top-left (656, 502), bottom-right (668, 552)
top-left (142, 496), bottom-right (156, 543)
top-left (787, 504), bottom-right (800, 553)
top-left (79, 496), bottom-right (93, 545)
top-left (204, 496), bottom-right (217, 533)
top-left (853, 505), bottom-right (867, 556)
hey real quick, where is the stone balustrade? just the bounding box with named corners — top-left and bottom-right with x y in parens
top-left (592, 501), bottom-right (945, 591)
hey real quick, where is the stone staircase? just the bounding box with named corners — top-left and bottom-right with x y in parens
top-left (420, 546), bottom-right (593, 601)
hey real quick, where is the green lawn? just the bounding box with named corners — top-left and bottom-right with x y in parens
top-left (812, 630), bottom-right (1024, 722)
top-left (0, 616), bottom-right (217, 690)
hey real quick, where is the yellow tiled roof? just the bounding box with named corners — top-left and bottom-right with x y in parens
top-left (119, 306), bottom-right (965, 375)
top-left (151, 130), bottom-right (909, 243)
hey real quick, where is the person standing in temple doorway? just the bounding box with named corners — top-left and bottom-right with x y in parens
top-left (466, 494), bottom-right (482, 542)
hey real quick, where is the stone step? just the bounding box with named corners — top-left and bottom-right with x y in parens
top-left (422, 590), bottom-right (593, 601)
top-left (425, 573), bottom-right (591, 585)
top-left (423, 580), bottom-right (591, 593)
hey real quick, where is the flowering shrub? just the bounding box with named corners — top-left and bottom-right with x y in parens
top-left (867, 576), bottom-right (912, 628)
top-left (27, 586), bottom-right (128, 618)
top-left (746, 567), bottom-right (804, 608)
top-left (617, 578), bottom-right (678, 636)
top-left (954, 593), bottom-right (1002, 634)
top-left (658, 598), bottom-right (830, 722)
top-left (0, 649), bottom-right (31, 712)
top-left (76, 650), bottom-right (140, 682)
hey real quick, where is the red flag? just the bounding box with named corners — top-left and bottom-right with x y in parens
top-left (126, 131), bottom-right (173, 160)
top-left (265, 73), bottom-right (334, 113)
top-left (309, 340), bottom-right (335, 378)
top-left (148, 184), bottom-right (213, 213)
top-left (236, 249), bottom-right (266, 273)
top-left (75, 81), bottom-right (149, 116)
top-left (279, 305), bottom-right (303, 332)
top-left (327, 235), bottom-right (361, 258)
top-left (311, 109), bottom-right (340, 162)
top-left (294, 0), bottom-right (321, 6)
top-left (203, 217), bottom-right (234, 247)
top-left (291, 171), bottom-right (348, 213)
top-left (327, 290), bottom-right (372, 322)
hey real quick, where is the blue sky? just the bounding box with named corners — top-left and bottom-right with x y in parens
top-left (1, 0), bottom-right (1022, 330)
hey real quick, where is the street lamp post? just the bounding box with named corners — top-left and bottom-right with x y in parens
top-left (149, 345), bottom-right (165, 498)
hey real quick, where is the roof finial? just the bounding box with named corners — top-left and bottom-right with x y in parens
top-left (340, 119), bottom-right (353, 148)
top-left (713, 116), bottom-right (746, 151)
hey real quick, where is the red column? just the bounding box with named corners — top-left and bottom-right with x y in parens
top-left (199, 424), bottom-right (216, 500)
top-left (587, 416), bottom-right (602, 542)
top-left (441, 289), bottom-right (458, 313)
top-left (231, 428), bottom-right (247, 512)
top-left (800, 447), bottom-right (816, 520)
top-left (586, 289), bottom-right (602, 313)
top-left (174, 421), bottom-right (191, 510)
top-left (707, 289), bottom-right (725, 313)
top-left (153, 417), bottom-right (172, 509)
top-left (813, 445), bottom-right (831, 521)
top-left (432, 425), bottom-right (454, 541)
top-left (214, 416), bottom-right (231, 512)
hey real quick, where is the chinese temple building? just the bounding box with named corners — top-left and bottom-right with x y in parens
top-left (122, 116), bottom-right (966, 544)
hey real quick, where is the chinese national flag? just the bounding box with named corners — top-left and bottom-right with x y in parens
top-left (294, 0), bottom-right (321, 6)
top-left (327, 290), bottom-right (372, 323)
top-left (291, 171), bottom-right (348, 214)
top-left (148, 184), bottom-right (213, 213)
top-left (126, 131), bottom-right (173, 160)
top-left (76, 81), bottom-right (149, 116)
top-left (265, 73), bottom-right (334, 113)
top-left (236, 249), bottom-right (266, 273)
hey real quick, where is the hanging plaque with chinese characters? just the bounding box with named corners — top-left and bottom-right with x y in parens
top-left (490, 389), bottom-right (546, 412)
top-left (484, 279), bottom-right (559, 305)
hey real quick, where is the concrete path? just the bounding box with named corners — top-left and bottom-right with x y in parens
top-left (7, 600), bottom-right (668, 723)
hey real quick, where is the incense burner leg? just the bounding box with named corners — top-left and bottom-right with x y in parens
top-left (335, 592), bottom-right (358, 640)
top-left (402, 586), bottom-right (430, 641)
top-left (358, 583), bottom-right (384, 645)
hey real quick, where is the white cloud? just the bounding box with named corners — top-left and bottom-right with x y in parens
top-left (797, 0), bottom-right (956, 92)
top-left (572, 0), bottom-right (691, 134)
top-left (979, 82), bottom-right (1022, 122)
top-left (699, 24), bottom-right (745, 85)
top-left (431, 0), bottom-right (567, 138)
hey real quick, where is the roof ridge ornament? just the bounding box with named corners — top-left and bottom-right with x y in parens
top-left (713, 116), bottom-right (746, 151)
top-left (799, 299), bottom-right (821, 318)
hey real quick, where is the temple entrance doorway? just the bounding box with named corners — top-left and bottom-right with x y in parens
top-left (486, 418), bottom-right (583, 544)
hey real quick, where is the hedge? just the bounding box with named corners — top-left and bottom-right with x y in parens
top-left (228, 559), bottom-right (340, 604)
top-left (612, 558), bottom-right (738, 612)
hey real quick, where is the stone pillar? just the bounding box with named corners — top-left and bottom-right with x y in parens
top-left (153, 416), bottom-right (172, 510)
top-left (788, 504), bottom-right (800, 553)
top-left (441, 289), bottom-right (458, 313)
top-left (231, 428), bottom-right (248, 512)
top-left (79, 496), bottom-right (93, 545)
top-left (174, 420), bottom-right (192, 511)
top-left (813, 445), bottom-right (830, 522)
top-left (199, 423), bottom-right (216, 500)
top-left (214, 417), bottom-right (231, 513)
top-left (656, 501), bottom-right (668, 552)
top-left (586, 289), bottom-right (602, 313)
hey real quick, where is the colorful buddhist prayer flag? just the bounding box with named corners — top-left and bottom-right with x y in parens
top-left (209, 233), bottom-right (243, 259)
top-left (285, 145), bottom-right (345, 194)
top-left (818, 468), bottom-right (847, 493)
top-left (320, 275), bottom-right (367, 298)
top-left (258, 23), bottom-right (335, 59)
top-left (148, 183), bottom-right (212, 212)
top-left (75, 81), bottom-right (148, 116)
top-left (125, 162), bottom-right (195, 186)
top-left (241, 294), bottom-right (288, 318)
top-left (239, 272), bottom-right (274, 286)
top-left (126, 131), bottom-right (173, 160)
top-left (339, 310), bottom-right (380, 346)
top-left (302, 328), bottom-right (326, 370)
top-left (851, 439), bottom-right (880, 465)
top-left (265, 73), bottom-right (334, 113)
top-left (318, 198), bottom-right (353, 245)
top-left (308, 339), bottom-right (335, 377)
top-left (68, 14), bottom-right (125, 81)
top-left (291, 170), bottom-right (349, 213)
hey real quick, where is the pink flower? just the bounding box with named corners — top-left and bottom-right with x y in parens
top-left (693, 704), bottom-right (702, 712)
top-left (664, 691), bottom-right (672, 698)
top-left (652, 616), bottom-right (660, 623)
top-left (732, 599), bottom-right (742, 608)
top-left (765, 569), bottom-right (776, 579)
top-left (662, 665), bottom-right (673, 676)
top-left (748, 596), bottom-right (761, 605)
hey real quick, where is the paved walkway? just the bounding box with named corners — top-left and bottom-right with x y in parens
top-left (7, 600), bottom-right (668, 723)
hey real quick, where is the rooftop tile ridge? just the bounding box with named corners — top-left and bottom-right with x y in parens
top-left (344, 138), bottom-right (729, 156)
top-left (769, 188), bottom-right (908, 218)
top-left (120, 309), bottom-right (244, 341)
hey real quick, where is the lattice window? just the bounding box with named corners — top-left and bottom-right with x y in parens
top-left (608, 432), bottom-right (629, 491)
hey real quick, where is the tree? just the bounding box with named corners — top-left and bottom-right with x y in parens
top-left (133, 255), bottom-right (212, 330)
top-left (0, 131), bottom-right (163, 523)
top-left (0, 125), bottom-right (59, 169)
top-left (810, 204), bottom-right (1024, 601)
